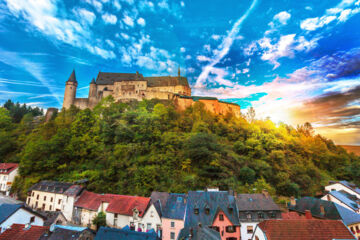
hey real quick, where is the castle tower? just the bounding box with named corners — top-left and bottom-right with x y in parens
top-left (88, 78), bottom-right (98, 108)
top-left (62, 70), bottom-right (78, 109)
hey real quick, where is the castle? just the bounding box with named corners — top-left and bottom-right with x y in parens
top-left (62, 69), bottom-right (240, 117)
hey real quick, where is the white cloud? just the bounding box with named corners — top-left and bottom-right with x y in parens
top-left (305, 6), bottom-right (313, 11)
top-left (211, 34), bottom-right (221, 40)
top-left (203, 44), bottom-right (211, 52)
top-left (102, 13), bottom-right (117, 24)
top-left (180, 1), bottom-right (185, 7)
top-left (113, 0), bottom-right (121, 10)
top-left (137, 17), bottom-right (146, 26)
top-left (242, 68), bottom-right (249, 74)
top-left (300, 16), bottom-right (337, 31)
top-left (185, 55), bottom-right (192, 60)
top-left (74, 8), bottom-right (96, 25)
top-left (86, 44), bottom-right (116, 59)
top-left (123, 14), bottom-right (134, 27)
top-left (158, 0), bottom-right (169, 9)
top-left (273, 11), bottom-right (291, 25)
top-left (338, 9), bottom-right (353, 21)
top-left (180, 47), bottom-right (186, 52)
top-left (139, 0), bottom-right (155, 11)
top-left (120, 33), bottom-right (130, 39)
top-left (106, 39), bottom-right (115, 48)
top-left (84, 0), bottom-right (103, 12)
top-left (197, 55), bottom-right (212, 62)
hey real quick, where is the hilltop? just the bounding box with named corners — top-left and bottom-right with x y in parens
top-left (0, 97), bottom-right (359, 199)
top-left (340, 145), bottom-right (360, 156)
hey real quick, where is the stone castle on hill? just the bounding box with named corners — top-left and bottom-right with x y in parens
top-left (62, 69), bottom-right (240, 117)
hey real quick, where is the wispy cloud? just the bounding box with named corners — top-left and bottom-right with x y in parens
top-left (195, 0), bottom-right (259, 89)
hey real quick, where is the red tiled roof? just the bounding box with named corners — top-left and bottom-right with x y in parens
top-left (74, 191), bottom-right (150, 217)
top-left (0, 163), bottom-right (19, 175)
top-left (257, 219), bottom-right (355, 240)
top-left (281, 212), bottom-right (311, 220)
top-left (0, 224), bottom-right (49, 240)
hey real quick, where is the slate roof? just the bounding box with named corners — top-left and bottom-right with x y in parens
top-left (0, 203), bottom-right (21, 224)
top-left (256, 219), bottom-right (355, 240)
top-left (162, 193), bottom-right (187, 220)
top-left (74, 190), bottom-right (150, 217)
top-left (63, 184), bottom-right (84, 197)
top-left (339, 180), bottom-right (360, 195)
top-left (236, 193), bottom-right (281, 211)
top-left (177, 225), bottom-right (221, 240)
top-left (150, 191), bottom-right (170, 217)
top-left (95, 72), bottom-right (145, 85)
top-left (29, 181), bottom-right (74, 194)
top-left (0, 224), bottom-right (50, 240)
top-left (0, 163), bottom-right (19, 174)
top-left (329, 190), bottom-right (359, 210)
top-left (289, 197), bottom-right (360, 225)
top-left (42, 211), bottom-right (66, 226)
top-left (184, 191), bottom-right (239, 227)
top-left (144, 76), bottom-right (189, 87)
top-left (95, 226), bottom-right (159, 240)
top-left (67, 70), bottom-right (77, 83)
top-left (43, 225), bottom-right (94, 240)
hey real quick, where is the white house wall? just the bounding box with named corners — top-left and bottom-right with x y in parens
top-left (241, 222), bottom-right (259, 240)
top-left (0, 208), bottom-right (44, 233)
top-left (141, 204), bottom-right (162, 231)
top-left (251, 226), bottom-right (266, 240)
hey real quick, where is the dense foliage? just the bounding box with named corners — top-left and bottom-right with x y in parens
top-left (1, 97), bottom-right (359, 199)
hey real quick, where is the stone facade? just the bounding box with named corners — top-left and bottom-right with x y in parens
top-left (62, 69), bottom-right (240, 117)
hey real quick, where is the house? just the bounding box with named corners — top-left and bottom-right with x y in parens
top-left (0, 197), bottom-right (45, 233)
top-left (325, 180), bottom-right (360, 199)
top-left (236, 192), bottom-right (282, 240)
top-left (141, 192), bottom-right (170, 237)
top-left (41, 211), bottom-right (67, 226)
top-left (161, 193), bottom-right (187, 240)
top-left (181, 190), bottom-right (240, 240)
top-left (178, 224), bottom-right (221, 240)
top-left (42, 225), bottom-right (95, 240)
top-left (322, 190), bottom-right (360, 213)
top-left (251, 219), bottom-right (356, 240)
top-left (73, 190), bottom-right (150, 230)
top-left (0, 163), bottom-right (19, 196)
top-left (94, 226), bottom-right (159, 240)
top-left (289, 196), bottom-right (360, 240)
top-left (0, 223), bottom-right (50, 240)
top-left (26, 181), bottom-right (84, 221)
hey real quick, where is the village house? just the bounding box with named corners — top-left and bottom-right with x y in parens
top-left (251, 219), bottom-right (356, 240)
top-left (322, 190), bottom-right (360, 213)
top-left (0, 224), bottom-right (50, 240)
top-left (161, 193), bottom-right (187, 240)
top-left (236, 191), bottom-right (282, 240)
top-left (0, 163), bottom-right (19, 196)
top-left (180, 190), bottom-right (241, 240)
top-left (41, 211), bottom-right (67, 226)
top-left (73, 190), bottom-right (150, 230)
top-left (325, 180), bottom-right (360, 199)
top-left (289, 196), bottom-right (360, 240)
top-left (26, 181), bottom-right (84, 221)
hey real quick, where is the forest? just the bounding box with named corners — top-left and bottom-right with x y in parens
top-left (0, 97), bottom-right (359, 200)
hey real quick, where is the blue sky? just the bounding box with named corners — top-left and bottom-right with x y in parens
top-left (0, 0), bottom-right (360, 144)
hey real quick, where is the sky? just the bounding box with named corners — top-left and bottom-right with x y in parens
top-left (0, 0), bottom-right (360, 145)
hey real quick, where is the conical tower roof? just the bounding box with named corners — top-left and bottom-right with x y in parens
top-left (90, 78), bottom-right (96, 84)
top-left (67, 70), bottom-right (77, 83)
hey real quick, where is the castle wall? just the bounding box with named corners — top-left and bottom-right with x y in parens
top-left (73, 98), bottom-right (89, 110)
top-left (148, 85), bottom-right (191, 96)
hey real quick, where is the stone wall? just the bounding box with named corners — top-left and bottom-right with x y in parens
top-left (74, 98), bottom-right (89, 110)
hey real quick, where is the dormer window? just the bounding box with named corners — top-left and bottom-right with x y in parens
top-left (320, 205), bottom-right (325, 215)
top-left (219, 214), bottom-right (224, 221)
top-left (228, 207), bottom-right (233, 214)
top-left (194, 208), bottom-right (199, 214)
top-left (205, 207), bottom-right (210, 215)
top-left (258, 212), bottom-right (264, 219)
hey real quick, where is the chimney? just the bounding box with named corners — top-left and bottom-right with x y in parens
top-left (305, 210), bottom-right (312, 219)
top-left (290, 196), bottom-right (296, 206)
top-left (262, 189), bottom-right (269, 198)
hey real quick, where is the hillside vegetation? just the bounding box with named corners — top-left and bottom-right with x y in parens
top-left (0, 97), bottom-right (359, 199)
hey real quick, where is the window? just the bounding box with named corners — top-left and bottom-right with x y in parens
top-left (49, 205), bottom-right (52, 211)
top-left (320, 205), bottom-right (325, 215)
top-left (30, 216), bottom-right (35, 223)
top-left (194, 208), bottom-right (199, 214)
top-left (270, 212), bottom-right (276, 218)
top-left (212, 226), bottom-right (220, 232)
top-left (247, 226), bottom-right (253, 234)
top-left (219, 214), bottom-right (224, 221)
top-left (228, 207), bottom-right (233, 214)
top-left (27, 198), bottom-right (30, 205)
top-left (226, 226), bottom-right (235, 233)
top-left (50, 197), bottom-right (53, 202)
top-left (205, 208), bottom-right (210, 215)
top-left (170, 232), bottom-right (175, 240)
top-left (226, 238), bottom-right (237, 240)
top-left (35, 201), bottom-right (38, 208)
top-left (42, 204), bottom-right (45, 210)
top-left (171, 221), bottom-right (175, 228)
top-left (247, 213), bottom-right (252, 220)
top-left (32, 192), bottom-right (34, 197)
top-left (258, 212), bottom-right (264, 219)
top-left (130, 222), bottom-right (135, 231)
top-left (58, 199), bottom-right (62, 205)
top-left (36, 195), bottom-right (39, 200)
top-left (44, 196), bottom-right (46, 201)
top-left (147, 223), bottom-right (151, 230)
top-left (351, 227), bottom-right (355, 234)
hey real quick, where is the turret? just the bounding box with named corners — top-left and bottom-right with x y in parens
top-left (62, 70), bottom-right (78, 109)
top-left (88, 78), bottom-right (98, 108)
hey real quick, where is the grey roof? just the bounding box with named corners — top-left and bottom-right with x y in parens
top-left (339, 180), bottom-right (360, 195)
top-left (329, 191), bottom-right (359, 210)
top-left (42, 211), bottom-right (66, 226)
top-left (95, 72), bottom-right (145, 85)
top-left (63, 185), bottom-right (84, 197)
top-left (178, 225), bottom-right (221, 240)
top-left (67, 70), bottom-right (77, 83)
top-left (162, 193), bottom-right (187, 220)
top-left (0, 195), bottom-right (22, 205)
top-left (29, 180), bottom-right (74, 194)
top-left (43, 225), bottom-right (94, 240)
top-left (90, 78), bottom-right (96, 84)
top-left (289, 196), bottom-right (360, 225)
top-left (95, 227), bottom-right (158, 240)
top-left (150, 192), bottom-right (170, 217)
top-left (236, 193), bottom-right (281, 211)
top-left (184, 191), bottom-right (240, 227)
top-left (144, 76), bottom-right (189, 87)
top-left (0, 203), bottom-right (21, 224)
